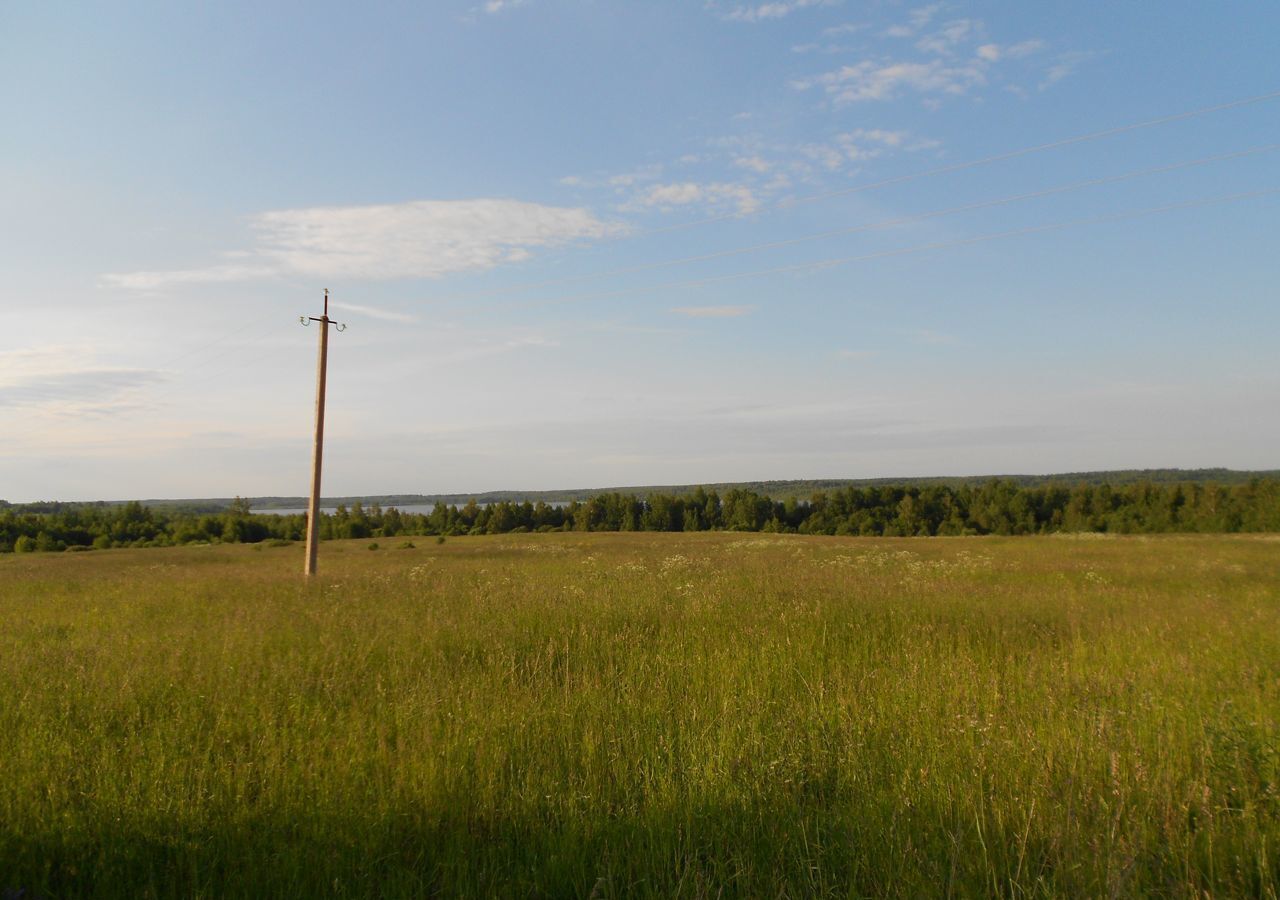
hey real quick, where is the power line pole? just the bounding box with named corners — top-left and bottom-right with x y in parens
top-left (301, 289), bottom-right (345, 578)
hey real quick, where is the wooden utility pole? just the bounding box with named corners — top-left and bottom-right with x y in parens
top-left (301, 290), bottom-right (345, 577)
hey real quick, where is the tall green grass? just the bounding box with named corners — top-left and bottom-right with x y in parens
top-left (2, 533), bottom-right (1277, 897)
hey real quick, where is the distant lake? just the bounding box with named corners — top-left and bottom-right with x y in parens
top-left (251, 501), bottom-right (569, 516)
top-left (251, 504), bottom-right (438, 516)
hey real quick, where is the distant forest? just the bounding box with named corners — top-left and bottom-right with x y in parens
top-left (3, 478), bottom-right (1280, 552)
top-left (5, 468), bottom-right (1279, 514)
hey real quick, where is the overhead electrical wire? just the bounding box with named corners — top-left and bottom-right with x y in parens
top-left (638, 88), bottom-right (1280, 236)
top-left (147, 309), bottom-right (283, 376)
top-left (145, 89), bottom-right (1280, 387)
top-left (428, 143), bottom-right (1279, 307)
top-left (499, 187), bottom-right (1280, 312)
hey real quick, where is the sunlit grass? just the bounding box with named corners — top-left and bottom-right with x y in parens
top-left (2, 533), bottom-right (1277, 897)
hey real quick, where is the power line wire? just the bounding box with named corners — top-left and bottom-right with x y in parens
top-left (639, 89), bottom-right (1280, 236)
top-left (503, 187), bottom-right (1280, 312)
top-left (429, 144), bottom-right (1278, 307)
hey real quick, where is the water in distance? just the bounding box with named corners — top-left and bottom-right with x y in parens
top-left (251, 503), bottom-right (438, 516)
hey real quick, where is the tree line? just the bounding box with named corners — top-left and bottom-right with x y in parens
top-left (4, 479), bottom-right (1280, 553)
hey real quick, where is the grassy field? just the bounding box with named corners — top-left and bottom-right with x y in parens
top-left (1, 533), bottom-right (1277, 898)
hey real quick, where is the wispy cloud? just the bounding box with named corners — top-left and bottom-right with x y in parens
top-left (101, 263), bottom-right (278, 292)
top-left (794, 58), bottom-right (988, 104)
top-left (1041, 50), bottom-right (1095, 89)
top-left (0, 347), bottom-right (165, 414)
top-left (793, 4), bottom-right (1054, 104)
top-left (482, 0), bottom-right (528, 14)
top-left (627, 181), bottom-right (760, 215)
top-left (801, 128), bottom-right (908, 171)
top-left (915, 19), bottom-right (981, 55)
top-left (328, 301), bottom-right (419, 324)
top-left (822, 22), bottom-right (865, 37)
top-left (572, 123), bottom-right (933, 217)
top-left (883, 3), bottom-right (942, 38)
top-left (671, 305), bottom-right (754, 318)
top-left (793, 8), bottom-right (1048, 106)
top-left (0, 370), bottom-right (164, 411)
top-left (733, 155), bottom-right (773, 173)
top-left (715, 0), bottom-right (838, 24)
top-left (560, 163), bottom-right (664, 190)
top-left (103, 199), bottom-right (624, 290)
top-left (977, 39), bottom-right (1045, 62)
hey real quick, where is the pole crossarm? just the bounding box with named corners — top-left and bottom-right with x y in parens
top-left (301, 316), bottom-right (347, 330)
top-left (300, 289), bottom-right (345, 578)
top-left (299, 289), bottom-right (347, 331)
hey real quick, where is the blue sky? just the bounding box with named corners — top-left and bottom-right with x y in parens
top-left (2, 1), bottom-right (1278, 501)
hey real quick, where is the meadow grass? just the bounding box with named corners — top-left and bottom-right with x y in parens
top-left (1, 533), bottom-right (1277, 897)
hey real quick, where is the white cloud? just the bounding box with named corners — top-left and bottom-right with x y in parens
top-left (762, 172), bottom-right (793, 193)
top-left (1008, 39), bottom-right (1046, 57)
top-left (802, 143), bottom-right (846, 171)
top-left (884, 3), bottom-right (942, 37)
top-left (607, 164), bottom-right (664, 187)
top-left (858, 128), bottom-right (907, 147)
top-left (0, 369), bottom-right (164, 411)
top-left (0, 346), bottom-right (165, 414)
top-left (915, 19), bottom-right (981, 55)
top-left (558, 164), bottom-right (663, 191)
top-left (630, 181), bottom-right (760, 215)
top-left (103, 199), bottom-right (623, 290)
top-left (849, 7), bottom-right (1048, 103)
top-left (1041, 50), bottom-right (1094, 89)
top-left (734, 155), bottom-right (772, 173)
top-left (642, 182), bottom-right (705, 206)
top-left (718, 0), bottom-right (837, 23)
top-left (978, 39), bottom-right (1045, 62)
top-left (328, 301), bottom-right (419, 324)
top-left (801, 127), bottom-right (910, 170)
top-left (795, 58), bottom-right (987, 103)
top-left (254, 200), bottom-right (619, 279)
top-left (822, 22), bottom-right (866, 37)
top-left (566, 124), bottom-right (926, 217)
top-left (482, 0), bottom-right (527, 13)
top-left (671, 305), bottom-right (754, 318)
top-left (794, 4), bottom-right (1051, 106)
top-left (102, 263), bottom-right (277, 291)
